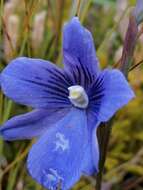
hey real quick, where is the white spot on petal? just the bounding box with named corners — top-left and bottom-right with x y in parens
top-left (49, 168), bottom-right (63, 181)
top-left (43, 168), bottom-right (63, 189)
top-left (54, 132), bottom-right (69, 152)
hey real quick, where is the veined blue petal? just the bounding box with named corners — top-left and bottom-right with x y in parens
top-left (27, 108), bottom-right (88, 190)
top-left (89, 69), bottom-right (135, 122)
top-left (0, 108), bottom-right (70, 141)
top-left (0, 57), bottom-right (71, 108)
top-left (63, 17), bottom-right (100, 88)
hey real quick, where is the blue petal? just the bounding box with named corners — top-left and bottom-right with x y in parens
top-left (0, 108), bottom-right (70, 141)
top-left (1, 57), bottom-right (71, 108)
top-left (89, 69), bottom-right (135, 122)
top-left (82, 111), bottom-right (99, 175)
top-left (63, 17), bottom-right (100, 87)
top-left (27, 108), bottom-right (88, 190)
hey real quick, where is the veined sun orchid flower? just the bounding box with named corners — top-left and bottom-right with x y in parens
top-left (0, 17), bottom-right (135, 190)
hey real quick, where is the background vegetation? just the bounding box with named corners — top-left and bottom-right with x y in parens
top-left (0, 0), bottom-right (143, 189)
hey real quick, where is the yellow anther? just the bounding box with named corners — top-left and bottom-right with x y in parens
top-left (70, 91), bottom-right (80, 99)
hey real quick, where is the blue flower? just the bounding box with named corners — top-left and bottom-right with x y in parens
top-left (0, 17), bottom-right (134, 190)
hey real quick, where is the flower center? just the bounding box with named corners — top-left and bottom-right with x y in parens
top-left (68, 85), bottom-right (89, 109)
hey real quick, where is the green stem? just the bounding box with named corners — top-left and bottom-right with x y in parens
top-left (76, 0), bottom-right (81, 17)
top-left (80, 0), bottom-right (92, 23)
top-left (3, 100), bottom-right (13, 123)
top-left (0, 92), bottom-right (4, 124)
top-left (70, 0), bottom-right (82, 18)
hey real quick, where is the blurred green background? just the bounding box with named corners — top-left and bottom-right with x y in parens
top-left (0, 0), bottom-right (143, 189)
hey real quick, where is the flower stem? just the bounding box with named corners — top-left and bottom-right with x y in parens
top-left (0, 93), bottom-right (4, 124)
top-left (96, 122), bottom-right (112, 190)
top-left (3, 100), bottom-right (13, 123)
